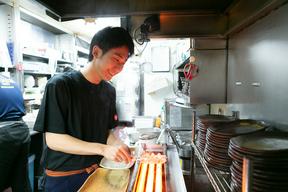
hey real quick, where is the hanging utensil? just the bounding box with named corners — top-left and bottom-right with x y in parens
top-left (183, 56), bottom-right (198, 80)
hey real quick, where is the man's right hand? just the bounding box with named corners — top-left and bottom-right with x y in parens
top-left (103, 145), bottom-right (132, 163)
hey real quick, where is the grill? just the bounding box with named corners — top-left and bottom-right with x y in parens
top-left (128, 144), bottom-right (168, 192)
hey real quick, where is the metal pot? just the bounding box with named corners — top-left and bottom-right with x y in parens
top-left (178, 144), bottom-right (193, 175)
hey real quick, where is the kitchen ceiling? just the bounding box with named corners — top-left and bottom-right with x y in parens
top-left (35, 0), bottom-right (237, 18)
top-left (34, 0), bottom-right (287, 38)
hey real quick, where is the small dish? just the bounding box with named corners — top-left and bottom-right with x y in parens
top-left (99, 158), bottom-right (135, 170)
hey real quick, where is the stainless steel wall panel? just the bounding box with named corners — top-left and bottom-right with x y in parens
top-left (189, 50), bottom-right (227, 104)
top-left (227, 3), bottom-right (288, 125)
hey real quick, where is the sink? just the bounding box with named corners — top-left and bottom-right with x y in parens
top-left (125, 127), bottom-right (161, 145)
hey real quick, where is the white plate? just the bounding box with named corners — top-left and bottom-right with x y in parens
top-left (99, 158), bottom-right (134, 170)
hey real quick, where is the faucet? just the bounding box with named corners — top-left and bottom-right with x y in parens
top-left (156, 124), bottom-right (181, 150)
top-left (157, 124), bottom-right (193, 171)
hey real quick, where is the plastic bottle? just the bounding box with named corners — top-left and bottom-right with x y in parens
top-left (155, 115), bottom-right (161, 128)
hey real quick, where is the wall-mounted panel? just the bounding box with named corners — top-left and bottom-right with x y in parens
top-left (227, 3), bottom-right (288, 126)
top-left (189, 49), bottom-right (227, 104)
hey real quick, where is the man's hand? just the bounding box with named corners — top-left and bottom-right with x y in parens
top-left (103, 144), bottom-right (132, 163)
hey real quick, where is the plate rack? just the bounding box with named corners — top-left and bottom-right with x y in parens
top-left (191, 111), bottom-right (254, 192)
top-left (192, 142), bottom-right (231, 192)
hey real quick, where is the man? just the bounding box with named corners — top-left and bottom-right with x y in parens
top-left (0, 73), bottom-right (31, 191)
top-left (34, 27), bottom-right (134, 191)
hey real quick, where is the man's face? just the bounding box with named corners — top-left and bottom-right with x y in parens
top-left (93, 46), bottom-right (129, 81)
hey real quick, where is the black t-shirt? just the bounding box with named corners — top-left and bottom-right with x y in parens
top-left (34, 70), bottom-right (118, 171)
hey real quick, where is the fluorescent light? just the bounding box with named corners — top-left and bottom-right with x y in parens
top-left (62, 17), bottom-right (121, 40)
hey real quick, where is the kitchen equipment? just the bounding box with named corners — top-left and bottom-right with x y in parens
top-left (178, 144), bottom-right (193, 175)
top-left (164, 98), bottom-right (209, 130)
top-left (128, 144), bottom-right (168, 192)
top-left (156, 125), bottom-right (194, 175)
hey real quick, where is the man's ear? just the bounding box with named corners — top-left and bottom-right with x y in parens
top-left (92, 45), bottom-right (102, 59)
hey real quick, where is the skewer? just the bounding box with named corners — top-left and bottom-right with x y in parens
top-left (155, 163), bottom-right (162, 192)
top-left (136, 162), bottom-right (148, 192)
top-left (132, 162), bottom-right (142, 192)
top-left (145, 163), bottom-right (155, 192)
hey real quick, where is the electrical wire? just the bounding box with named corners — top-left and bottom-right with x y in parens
top-left (135, 41), bottom-right (148, 57)
top-left (133, 25), bottom-right (145, 45)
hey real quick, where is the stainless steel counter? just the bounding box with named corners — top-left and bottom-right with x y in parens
top-left (166, 144), bottom-right (187, 192)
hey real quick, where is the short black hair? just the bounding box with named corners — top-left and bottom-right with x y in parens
top-left (88, 27), bottom-right (134, 61)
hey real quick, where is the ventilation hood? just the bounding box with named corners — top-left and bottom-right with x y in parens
top-left (35, 0), bottom-right (287, 38)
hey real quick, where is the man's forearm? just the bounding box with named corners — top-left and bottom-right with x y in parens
top-left (45, 132), bottom-right (107, 155)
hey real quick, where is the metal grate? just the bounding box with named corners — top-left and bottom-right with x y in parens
top-left (192, 143), bottom-right (232, 192)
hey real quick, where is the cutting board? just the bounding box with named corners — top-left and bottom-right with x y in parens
top-left (78, 168), bottom-right (130, 192)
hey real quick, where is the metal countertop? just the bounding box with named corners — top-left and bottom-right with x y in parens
top-left (166, 144), bottom-right (187, 192)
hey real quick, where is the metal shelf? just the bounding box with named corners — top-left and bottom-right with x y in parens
top-left (0, 0), bottom-right (13, 7)
top-left (57, 59), bottom-right (73, 64)
top-left (24, 70), bottom-right (52, 76)
top-left (192, 143), bottom-right (231, 192)
top-left (22, 52), bottom-right (49, 62)
top-left (0, 66), bottom-right (16, 72)
top-left (19, 7), bottom-right (72, 35)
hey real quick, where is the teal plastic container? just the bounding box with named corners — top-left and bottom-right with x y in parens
top-left (28, 154), bottom-right (35, 192)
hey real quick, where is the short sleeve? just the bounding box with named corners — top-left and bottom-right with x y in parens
top-left (34, 78), bottom-right (70, 134)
